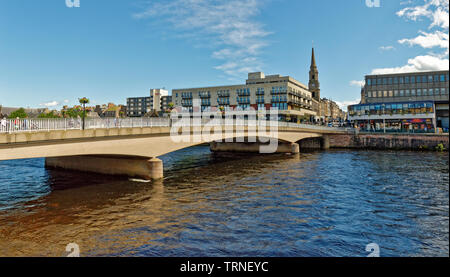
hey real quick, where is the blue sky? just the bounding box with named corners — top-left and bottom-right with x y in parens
top-left (0, 0), bottom-right (448, 110)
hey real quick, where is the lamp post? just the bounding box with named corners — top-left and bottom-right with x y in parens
top-left (79, 97), bottom-right (89, 130)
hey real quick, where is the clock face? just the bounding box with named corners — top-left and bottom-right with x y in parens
top-left (311, 84), bottom-right (315, 87)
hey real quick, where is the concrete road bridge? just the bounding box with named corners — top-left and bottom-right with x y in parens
top-left (0, 118), bottom-right (348, 180)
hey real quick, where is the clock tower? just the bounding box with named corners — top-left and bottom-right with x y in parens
top-left (309, 47), bottom-right (320, 101)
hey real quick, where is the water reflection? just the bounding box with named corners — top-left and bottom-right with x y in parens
top-left (0, 147), bottom-right (448, 257)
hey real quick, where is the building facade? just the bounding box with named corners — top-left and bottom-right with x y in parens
top-left (173, 48), bottom-right (344, 123)
top-left (127, 89), bottom-right (171, 117)
top-left (319, 98), bottom-right (345, 123)
top-left (173, 72), bottom-right (317, 123)
top-left (349, 70), bottom-right (449, 132)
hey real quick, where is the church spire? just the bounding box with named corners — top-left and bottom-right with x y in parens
top-left (311, 47), bottom-right (317, 70)
top-left (308, 46), bottom-right (320, 101)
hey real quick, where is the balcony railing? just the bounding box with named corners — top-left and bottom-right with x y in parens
top-left (237, 92), bottom-right (251, 97)
top-left (218, 92), bottom-right (230, 97)
top-left (199, 92), bottom-right (211, 98)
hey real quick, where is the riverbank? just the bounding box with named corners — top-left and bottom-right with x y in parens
top-left (328, 133), bottom-right (449, 151)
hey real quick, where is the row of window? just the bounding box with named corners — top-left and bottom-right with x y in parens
top-left (271, 103), bottom-right (288, 110)
top-left (127, 97), bottom-right (151, 103)
top-left (199, 91), bottom-right (211, 98)
top-left (367, 88), bottom-right (448, 98)
top-left (271, 95), bottom-right (287, 102)
top-left (201, 99), bottom-right (211, 106)
top-left (349, 102), bottom-right (434, 116)
top-left (181, 100), bottom-right (193, 106)
top-left (367, 74), bottom-right (448, 86)
top-left (237, 97), bottom-right (250, 104)
top-left (271, 86), bottom-right (287, 94)
top-left (177, 86), bottom-right (295, 98)
top-left (218, 98), bottom-right (230, 105)
top-left (180, 97), bottom-right (314, 107)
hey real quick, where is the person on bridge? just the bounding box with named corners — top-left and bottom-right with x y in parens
top-left (14, 117), bottom-right (20, 130)
top-left (0, 117), bottom-right (6, 132)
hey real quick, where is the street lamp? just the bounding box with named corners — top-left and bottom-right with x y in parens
top-left (79, 97), bottom-right (89, 130)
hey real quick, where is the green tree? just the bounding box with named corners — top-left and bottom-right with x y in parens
top-left (8, 108), bottom-right (28, 119)
top-left (62, 108), bottom-right (83, 118)
top-left (38, 111), bottom-right (60, 118)
top-left (78, 97), bottom-right (90, 130)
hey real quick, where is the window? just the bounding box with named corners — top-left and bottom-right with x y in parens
top-left (428, 75), bottom-right (433, 83)
top-left (417, 76), bottom-right (422, 83)
top-left (422, 76), bottom-right (427, 83)
top-left (434, 75), bottom-right (439, 82)
top-left (399, 90), bottom-right (404, 97)
top-left (367, 79), bottom-right (371, 86)
top-left (403, 104), bottom-right (409, 114)
top-left (440, 75), bottom-right (446, 82)
top-left (389, 90), bottom-right (393, 97)
top-left (377, 78), bottom-right (382, 85)
top-left (394, 77), bottom-right (399, 84)
top-left (442, 88), bottom-right (446, 95)
top-left (399, 77), bottom-right (404, 84)
top-left (405, 89), bottom-right (410, 97)
top-left (394, 90), bottom-right (399, 97)
top-left (383, 91), bottom-right (388, 97)
top-left (388, 77), bottom-right (393, 85)
top-left (435, 88), bottom-right (440, 95)
top-left (405, 76), bottom-right (410, 83)
top-left (378, 91), bottom-right (383, 97)
top-left (411, 89), bottom-right (416, 96)
top-left (429, 88), bottom-right (433, 95)
top-left (383, 78), bottom-right (388, 85)
top-left (410, 76), bottom-right (415, 83)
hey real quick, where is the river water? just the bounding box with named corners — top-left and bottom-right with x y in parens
top-left (0, 147), bottom-right (448, 257)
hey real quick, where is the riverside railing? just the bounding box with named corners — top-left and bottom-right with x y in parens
top-left (0, 117), bottom-right (348, 134)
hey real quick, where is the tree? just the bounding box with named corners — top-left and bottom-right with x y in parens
top-left (62, 108), bottom-right (83, 118)
top-left (8, 108), bottom-right (28, 119)
top-left (78, 97), bottom-right (90, 130)
top-left (38, 111), bottom-right (60, 118)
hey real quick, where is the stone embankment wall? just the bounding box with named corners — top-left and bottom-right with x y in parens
top-left (328, 133), bottom-right (449, 151)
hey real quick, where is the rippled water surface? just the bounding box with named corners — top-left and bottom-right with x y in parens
top-left (0, 147), bottom-right (448, 257)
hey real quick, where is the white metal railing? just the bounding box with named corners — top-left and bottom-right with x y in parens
top-left (0, 117), bottom-right (348, 134)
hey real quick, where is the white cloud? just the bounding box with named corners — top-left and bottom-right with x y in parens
top-left (372, 0), bottom-right (449, 74)
top-left (349, 80), bottom-right (365, 87)
top-left (335, 99), bottom-right (360, 112)
top-left (371, 55), bottom-right (449, 74)
top-left (40, 101), bottom-right (60, 108)
top-left (398, 30), bottom-right (449, 49)
top-left (133, 0), bottom-right (271, 78)
top-left (379, 46), bottom-right (396, 51)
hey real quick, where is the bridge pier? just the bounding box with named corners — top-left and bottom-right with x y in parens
top-left (45, 155), bottom-right (163, 181)
top-left (321, 135), bottom-right (330, 150)
top-left (210, 141), bottom-right (300, 154)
